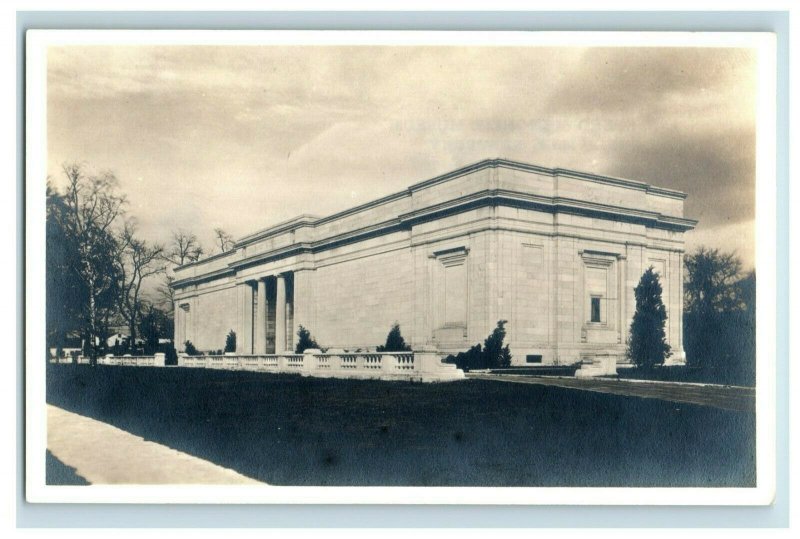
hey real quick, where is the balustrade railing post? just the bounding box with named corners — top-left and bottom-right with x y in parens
top-left (329, 354), bottom-right (341, 373)
top-left (414, 345), bottom-right (443, 375)
top-left (303, 349), bottom-right (320, 374)
top-left (381, 354), bottom-right (396, 374)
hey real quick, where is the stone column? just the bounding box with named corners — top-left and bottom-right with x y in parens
top-left (255, 279), bottom-right (267, 354)
top-left (276, 273), bottom-right (287, 353)
top-left (237, 283), bottom-right (254, 354)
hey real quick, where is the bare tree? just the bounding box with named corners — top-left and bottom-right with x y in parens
top-left (59, 163), bottom-right (127, 358)
top-left (165, 229), bottom-right (204, 266)
top-left (213, 227), bottom-right (236, 253)
top-left (156, 274), bottom-right (176, 316)
top-left (158, 229), bottom-right (204, 321)
top-left (116, 222), bottom-right (166, 345)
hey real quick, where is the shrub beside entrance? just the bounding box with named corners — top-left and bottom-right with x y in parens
top-left (443, 320), bottom-right (512, 371)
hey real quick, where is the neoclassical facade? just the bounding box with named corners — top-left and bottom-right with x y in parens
top-left (172, 158), bottom-right (696, 366)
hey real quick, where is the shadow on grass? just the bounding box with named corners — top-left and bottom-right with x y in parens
top-left (46, 450), bottom-right (89, 485)
top-left (46, 364), bottom-right (756, 487)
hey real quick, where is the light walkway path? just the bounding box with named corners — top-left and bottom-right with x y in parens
top-left (47, 404), bottom-right (264, 485)
top-left (466, 374), bottom-right (755, 412)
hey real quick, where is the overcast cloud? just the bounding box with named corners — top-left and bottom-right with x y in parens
top-left (47, 45), bottom-right (757, 269)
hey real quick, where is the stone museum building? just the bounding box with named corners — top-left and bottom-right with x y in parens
top-left (172, 158), bottom-right (696, 366)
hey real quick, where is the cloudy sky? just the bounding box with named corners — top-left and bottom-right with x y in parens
top-left (47, 44), bottom-right (757, 268)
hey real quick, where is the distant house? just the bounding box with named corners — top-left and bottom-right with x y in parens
top-left (107, 332), bottom-right (127, 348)
top-left (106, 332), bottom-right (145, 348)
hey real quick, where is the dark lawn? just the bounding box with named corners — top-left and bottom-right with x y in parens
top-left (46, 450), bottom-right (89, 485)
top-left (486, 366), bottom-right (579, 377)
top-left (46, 364), bottom-right (755, 487)
top-left (610, 365), bottom-right (755, 387)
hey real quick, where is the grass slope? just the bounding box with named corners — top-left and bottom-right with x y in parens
top-left (46, 365), bottom-right (755, 487)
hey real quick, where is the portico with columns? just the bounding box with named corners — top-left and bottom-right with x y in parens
top-left (235, 273), bottom-right (294, 354)
top-left (172, 158), bottom-right (695, 366)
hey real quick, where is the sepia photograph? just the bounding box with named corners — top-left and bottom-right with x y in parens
top-left (25, 30), bottom-right (776, 505)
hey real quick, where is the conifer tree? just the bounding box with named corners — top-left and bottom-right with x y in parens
top-left (376, 323), bottom-right (412, 352)
top-left (499, 343), bottom-right (513, 368)
top-left (627, 267), bottom-right (671, 369)
top-left (224, 330), bottom-right (236, 353)
top-left (295, 326), bottom-right (320, 353)
top-left (483, 319), bottom-right (511, 369)
top-left (184, 340), bottom-right (199, 356)
top-left (444, 320), bottom-right (513, 370)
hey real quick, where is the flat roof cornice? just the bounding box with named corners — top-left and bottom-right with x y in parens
top-left (408, 158), bottom-right (689, 200)
top-left (232, 158), bottom-right (689, 249)
top-left (173, 249), bottom-right (236, 271)
top-left (235, 214), bottom-right (320, 247)
top-left (234, 193), bottom-right (409, 249)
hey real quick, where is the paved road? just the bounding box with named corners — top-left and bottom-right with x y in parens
top-left (466, 374), bottom-right (755, 412)
top-left (47, 405), bottom-right (264, 485)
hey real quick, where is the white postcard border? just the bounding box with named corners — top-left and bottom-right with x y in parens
top-left (25, 29), bottom-right (778, 506)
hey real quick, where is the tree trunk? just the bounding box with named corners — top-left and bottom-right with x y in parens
top-left (88, 285), bottom-right (97, 359)
top-left (128, 318), bottom-right (137, 351)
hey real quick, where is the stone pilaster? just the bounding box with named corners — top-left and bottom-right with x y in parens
top-left (624, 243), bottom-right (645, 339)
top-left (292, 269), bottom-right (316, 348)
top-left (174, 301), bottom-right (184, 349)
top-left (618, 254), bottom-right (628, 343)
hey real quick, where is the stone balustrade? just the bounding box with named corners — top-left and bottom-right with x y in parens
top-left (71, 347), bottom-right (464, 382)
top-left (176, 348), bottom-right (463, 382)
top-left (97, 353), bottom-right (167, 368)
top-left (49, 348), bottom-right (464, 382)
